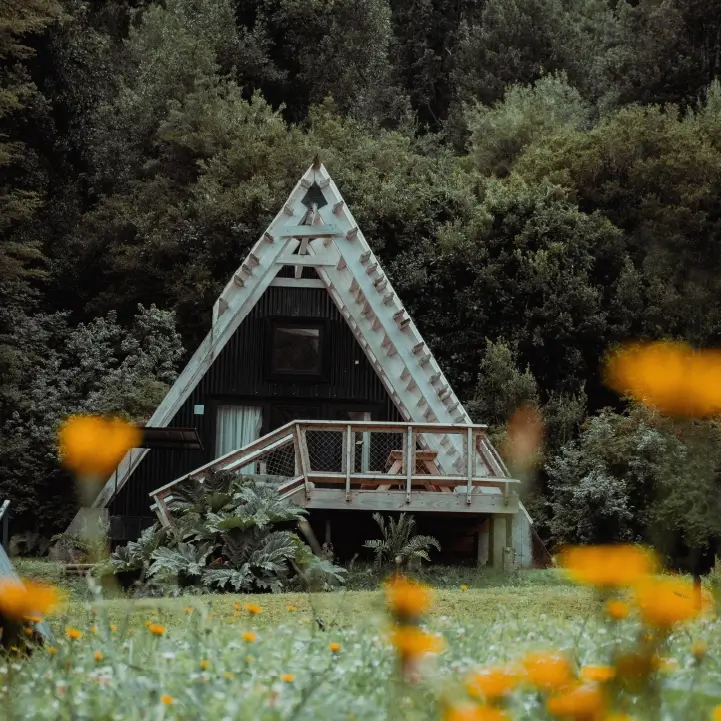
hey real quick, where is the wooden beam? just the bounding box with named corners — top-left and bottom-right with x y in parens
top-left (276, 255), bottom-right (337, 266)
top-left (277, 224), bottom-right (341, 238)
top-left (269, 278), bottom-right (325, 289)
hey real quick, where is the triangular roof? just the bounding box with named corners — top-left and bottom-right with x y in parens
top-left (87, 160), bottom-right (519, 513)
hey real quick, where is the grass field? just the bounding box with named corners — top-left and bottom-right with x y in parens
top-left (3, 562), bottom-right (721, 720)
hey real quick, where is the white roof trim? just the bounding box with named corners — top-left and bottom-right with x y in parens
top-left (81, 161), bottom-right (527, 523)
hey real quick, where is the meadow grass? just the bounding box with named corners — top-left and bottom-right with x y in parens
top-left (4, 563), bottom-right (721, 720)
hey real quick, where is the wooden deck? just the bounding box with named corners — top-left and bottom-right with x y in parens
top-left (150, 420), bottom-right (520, 520)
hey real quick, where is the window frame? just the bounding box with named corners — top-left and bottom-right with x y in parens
top-left (265, 317), bottom-right (329, 381)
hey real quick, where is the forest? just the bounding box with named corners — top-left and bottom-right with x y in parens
top-left (3, 0), bottom-right (721, 565)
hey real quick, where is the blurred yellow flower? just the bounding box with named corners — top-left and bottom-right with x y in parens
top-left (287, 604), bottom-right (297, 612)
top-left (93, 650), bottom-right (103, 662)
top-left (246, 603), bottom-right (262, 615)
top-left (390, 626), bottom-right (444, 659)
top-left (281, 673), bottom-right (295, 682)
top-left (184, 607), bottom-right (193, 615)
top-left (605, 600), bottom-right (630, 620)
top-left (546, 683), bottom-right (605, 720)
top-left (635, 577), bottom-right (709, 629)
top-left (65, 627), bottom-right (82, 640)
top-left (460, 585), bottom-right (468, 592)
top-left (148, 623), bottom-right (166, 636)
top-left (522, 652), bottom-right (573, 690)
top-left (200, 659), bottom-right (209, 670)
top-left (90, 625), bottom-right (97, 634)
top-left (58, 414), bottom-right (141, 477)
top-left (160, 695), bottom-right (173, 705)
top-left (692, 640), bottom-right (707, 660)
top-left (47, 646), bottom-right (56, 655)
top-left (579, 666), bottom-right (615, 683)
top-left (329, 642), bottom-right (341, 653)
top-left (385, 577), bottom-right (432, 619)
top-left (243, 632), bottom-right (256, 643)
top-left (110, 624), bottom-right (117, 632)
top-left (465, 667), bottom-right (520, 700)
top-left (712, 705), bottom-right (721, 721)
top-left (559, 545), bottom-right (656, 587)
top-left (224, 671), bottom-right (234, 679)
top-left (0, 579), bottom-right (58, 620)
top-left (603, 341), bottom-right (721, 417)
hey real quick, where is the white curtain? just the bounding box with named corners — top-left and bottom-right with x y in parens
top-left (215, 406), bottom-right (262, 473)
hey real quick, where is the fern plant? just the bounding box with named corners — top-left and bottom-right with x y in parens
top-left (363, 512), bottom-right (440, 570)
top-left (111, 473), bottom-right (345, 594)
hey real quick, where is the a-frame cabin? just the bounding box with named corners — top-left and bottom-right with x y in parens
top-left (73, 160), bottom-right (538, 568)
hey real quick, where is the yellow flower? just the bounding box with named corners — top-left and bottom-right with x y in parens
top-left (160, 694), bottom-right (173, 705)
top-left (712, 705), bottom-right (721, 721)
top-left (47, 646), bottom-right (56, 655)
top-left (559, 545), bottom-right (656, 587)
top-left (460, 585), bottom-right (468, 592)
top-left (58, 414), bottom-right (141, 477)
top-left (465, 667), bottom-right (520, 700)
top-left (24, 626), bottom-right (33, 635)
top-left (579, 666), bottom-right (615, 683)
top-left (385, 577), bottom-right (433, 618)
top-left (287, 604), bottom-right (297, 612)
top-left (692, 640), bottom-right (707, 660)
top-left (635, 577), bottom-right (709, 629)
top-left (329, 642), bottom-right (341, 653)
top-left (110, 624), bottom-right (117, 632)
top-left (603, 341), bottom-right (721, 417)
top-left (184, 607), bottom-right (193, 615)
top-left (281, 673), bottom-right (295, 682)
top-left (0, 579), bottom-right (59, 620)
top-left (148, 623), bottom-right (166, 636)
top-left (522, 652), bottom-right (573, 690)
top-left (93, 651), bottom-right (103, 662)
top-left (546, 683), bottom-right (605, 720)
top-left (224, 671), bottom-right (234, 679)
top-left (246, 603), bottom-right (262, 615)
top-left (390, 626), bottom-right (444, 659)
top-left (90, 625), bottom-right (97, 634)
top-left (65, 627), bottom-right (82, 640)
top-left (654, 657), bottom-right (679, 674)
top-left (605, 600), bottom-right (630, 620)
top-left (200, 659), bottom-right (209, 670)
top-left (246, 655), bottom-right (253, 664)
top-left (445, 704), bottom-right (510, 721)
top-left (243, 631), bottom-right (256, 643)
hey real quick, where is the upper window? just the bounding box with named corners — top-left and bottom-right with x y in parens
top-left (270, 323), bottom-right (323, 376)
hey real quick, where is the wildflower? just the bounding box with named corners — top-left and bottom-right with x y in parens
top-left (546, 683), bottom-right (605, 720)
top-left (385, 577), bottom-right (433, 619)
top-left (603, 341), bottom-right (721, 417)
top-left (246, 603), bottom-right (262, 615)
top-left (246, 655), bottom-right (253, 664)
top-left (635, 577), bottom-right (708, 629)
top-left (24, 626), bottom-right (33, 635)
top-left (243, 631), bottom-right (256, 643)
top-left (65, 627), bottom-right (82, 640)
top-left (460, 585), bottom-right (468, 592)
top-left (445, 704), bottom-right (510, 721)
top-left (329, 642), bottom-right (341, 653)
top-left (559, 545), bottom-right (656, 588)
top-left (148, 623), bottom-right (166, 636)
top-left (0, 579), bottom-right (59, 620)
top-left (390, 626), bottom-right (444, 659)
top-left (692, 640), bottom-right (707, 661)
top-left (90, 625), bottom-right (97, 634)
top-left (93, 651), bottom-right (103, 662)
top-left (110, 624), bottom-right (117, 632)
top-left (465, 667), bottom-right (520, 700)
top-left (522, 652), bottom-right (573, 690)
top-left (712, 705), bottom-right (721, 721)
top-left (200, 659), bottom-right (209, 671)
top-left (605, 600), bottom-right (630, 620)
top-left (287, 604), bottom-right (297, 612)
top-left (58, 414), bottom-right (141, 477)
top-left (579, 666), bottom-right (615, 683)
top-left (160, 695), bottom-right (173, 705)
top-left (25, 615), bottom-right (42, 623)
top-left (47, 646), bottom-right (56, 655)
top-left (280, 673), bottom-right (295, 682)
top-left (224, 671), bottom-right (234, 679)
top-left (234, 603), bottom-right (241, 611)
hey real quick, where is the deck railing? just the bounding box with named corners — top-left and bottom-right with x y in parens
top-left (149, 421), bottom-right (520, 525)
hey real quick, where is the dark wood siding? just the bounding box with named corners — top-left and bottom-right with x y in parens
top-left (109, 286), bottom-right (401, 522)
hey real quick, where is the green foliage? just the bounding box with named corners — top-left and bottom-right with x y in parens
top-left (363, 512), bottom-right (441, 570)
top-left (112, 473), bottom-right (346, 593)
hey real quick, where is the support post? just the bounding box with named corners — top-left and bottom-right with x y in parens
top-left (325, 518), bottom-right (332, 545)
top-left (345, 424), bottom-right (353, 502)
top-left (297, 426), bottom-right (311, 501)
top-left (405, 425), bottom-right (414, 504)
top-left (466, 426), bottom-right (473, 504)
top-left (492, 515), bottom-right (506, 569)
